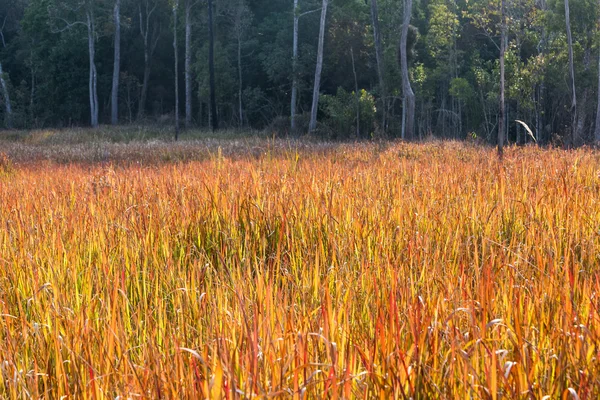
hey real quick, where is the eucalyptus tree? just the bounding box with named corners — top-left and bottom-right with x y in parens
top-left (308, 0), bottom-right (329, 133)
top-left (399, 0), bottom-right (414, 139)
top-left (173, 0), bottom-right (180, 138)
top-left (291, 0), bottom-right (321, 131)
top-left (49, 0), bottom-right (101, 127)
top-left (138, 0), bottom-right (161, 119)
top-left (498, 0), bottom-right (506, 157)
top-left (596, 0), bottom-right (600, 144)
top-left (564, 0), bottom-right (577, 142)
top-left (111, 0), bottom-right (121, 125)
top-left (208, 0), bottom-right (218, 130)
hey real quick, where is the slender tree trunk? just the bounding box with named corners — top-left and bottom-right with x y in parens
top-left (370, 0), bottom-right (386, 132)
top-left (291, 0), bottom-right (299, 130)
top-left (565, 0), bottom-right (578, 144)
top-left (138, 1), bottom-right (158, 120)
top-left (111, 0), bottom-right (121, 125)
top-left (0, 62), bottom-right (12, 128)
top-left (498, 0), bottom-right (506, 157)
top-left (308, 0), bottom-right (329, 133)
top-left (595, 0), bottom-right (600, 144)
top-left (185, 0), bottom-right (192, 129)
top-left (400, 0), bottom-right (415, 139)
top-left (351, 47), bottom-right (360, 137)
top-left (174, 0), bottom-right (180, 139)
top-left (87, 10), bottom-right (99, 128)
top-left (208, 0), bottom-right (218, 131)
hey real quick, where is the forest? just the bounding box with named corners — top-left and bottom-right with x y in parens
top-left (1, 0), bottom-right (600, 146)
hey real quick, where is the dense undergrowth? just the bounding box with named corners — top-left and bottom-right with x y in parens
top-left (0, 140), bottom-right (599, 398)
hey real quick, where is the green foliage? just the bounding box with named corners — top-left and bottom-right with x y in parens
top-left (321, 87), bottom-right (376, 138)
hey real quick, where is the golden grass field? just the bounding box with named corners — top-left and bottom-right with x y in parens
top-left (0, 139), bottom-right (599, 399)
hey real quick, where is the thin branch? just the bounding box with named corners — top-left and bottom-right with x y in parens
top-left (299, 7), bottom-right (322, 17)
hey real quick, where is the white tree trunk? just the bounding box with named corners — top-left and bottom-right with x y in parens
top-left (595, 0), bottom-right (600, 144)
top-left (0, 62), bottom-right (12, 128)
top-left (111, 0), bottom-right (121, 125)
top-left (185, 0), bottom-right (192, 128)
top-left (174, 0), bottom-right (180, 138)
top-left (308, 0), bottom-right (329, 133)
top-left (291, 0), bottom-right (299, 130)
top-left (87, 9), bottom-right (99, 128)
top-left (138, 1), bottom-right (158, 120)
top-left (565, 0), bottom-right (578, 143)
top-left (400, 0), bottom-right (414, 139)
top-left (498, 0), bottom-right (506, 156)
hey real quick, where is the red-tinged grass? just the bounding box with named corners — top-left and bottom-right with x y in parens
top-left (0, 140), bottom-right (599, 398)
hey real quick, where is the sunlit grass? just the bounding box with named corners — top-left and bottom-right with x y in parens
top-left (0, 141), bottom-right (599, 398)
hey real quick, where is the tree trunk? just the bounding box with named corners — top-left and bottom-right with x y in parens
top-left (370, 0), bottom-right (386, 132)
top-left (111, 0), bottom-right (121, 125)
top-left (351, 47), bottom-right (360, 138)
top-left (208, 0), bottom-right (218, 131)
top-left (87, 10), bottom-right (99, 128)
top-left (174, 0), bottom-right (180, 139)
top-left (236, 0), bottom-right (244, 128)
top-left (498, 0), bottom-right (506, 157)
top-left (185, 0), bottom-right (192, 129)
top-left (0, 62), bottom-right (12, 128)
top-left (565, 0), bottom-right (578, 144)
top-left (400, 0), bottom-right (415, 140)
top-left (138, 1), bottom-right (158, 120)
top-left (291, 0), bottom-right (299, 130)
top-left (308, 0), bottom-right (329, 133)
top-left (595, 0), bottom-right (600, 144)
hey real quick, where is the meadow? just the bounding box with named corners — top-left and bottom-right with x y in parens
top-left (0, 132), bottom-right (599, 398)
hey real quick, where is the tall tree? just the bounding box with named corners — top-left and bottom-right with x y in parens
top-left (291, 0), bottom-right (321, 131)
top-left (498, 0), bottom-right (506, 157)
top-left (111, 0), bottom-right (121, 125)
top-left (138, 0), bottom-right (160, 119)
top-left (595, 0), bottom-right (600, 144)
top-left (564, 0), bottom-right (577, 143)
top-left (208, 0), bottom-right (218, 130)
top-left (370, 0), bottom-right (386, 131)
top-left (291, 0), bottom-right (300, 130)
top-left (173, 0), bottom-right (180, 138)
top-left (50, 0), bottom-right (100, 127)
top-left (400, 0), bottom-right (415, 139)
top-left (308, 0), bottom-right (329, 133)
top-left (232, 0), bottom-right (251, 128)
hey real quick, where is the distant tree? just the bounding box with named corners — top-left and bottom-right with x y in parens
top-left (49, 0), bottom-right (101, 127)
top-left (138, 0), bottom-right (161, 119)
top-left (111, 0), bottom-right (121, 125)
top-left (173, 0), bottom-right (180, 138)
top-left (498, 0), bottom-right (505, 157)
top-left (207, 0), bottom-right (218, 130)
top-left (564, 0), bottom-right (577, 143)
top-left (399, 0), bottom-right (414, 139)
top-left (308, 0), bottom-right (329, 133)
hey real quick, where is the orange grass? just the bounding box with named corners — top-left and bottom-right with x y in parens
top-left (0, 141), bottom-right (599, 398)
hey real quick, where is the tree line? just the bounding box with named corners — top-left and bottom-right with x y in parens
top-left (1, 0), bottom-right (600, 146)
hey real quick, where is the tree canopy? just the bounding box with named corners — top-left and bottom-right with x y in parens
top-left (1, 0), bottom-right (599, 145)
